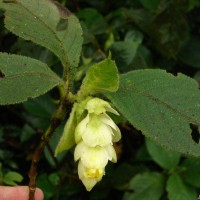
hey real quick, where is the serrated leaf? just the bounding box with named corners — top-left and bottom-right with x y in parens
top-left (0, 53), bottom-right (62, 105)
top-left (0, 0), bottom-right (83, 82)
top-left (105, 69), bottom-right (200, 156)
top-left (166, 174), bottom-right (197, 200)
top-left (181, 157), bottom-right (200, 187)
top-left (79, 58), bottom-right (119, 98)
top-left (146, 139), bottom-right (181, 170)
top-left (123, 172), bottom-right (165, 200)
top-left (55, 103), bottom-right (77, 156)
top-left (3, 171), bottom-right (23, 186)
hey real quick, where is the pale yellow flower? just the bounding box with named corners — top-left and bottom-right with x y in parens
top-left (74, 97), bottom-right (121, 191)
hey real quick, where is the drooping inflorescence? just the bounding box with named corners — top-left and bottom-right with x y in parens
top-left (74, 98), bottom-right (121, 191)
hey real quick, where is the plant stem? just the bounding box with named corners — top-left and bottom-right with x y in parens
top-left (28, 95), bottom-right (71, 200)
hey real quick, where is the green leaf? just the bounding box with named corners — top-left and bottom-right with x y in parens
top-left (123, 172), bottom-right (165, 200)
top-left (111, 31), bottom-right (142, 71)
top-left (130, 45), bottom-right (152, 70)
top-left (55, 103), bottom-right (77, 156)
top-left (111, 41), bottom-right (139, 68)
top-left (0, 53), bottom-right (62, 105)
top-left (20, 124), bottom-right (35, 143)
top-left (78, 58), bottom-right (119, 98)
top-left (178, 36), bottom-right (200, 69)
top-left (0, 0), bottom-right (83, 81)
top-left (77, 8), bottom-right (107, 35)
top-left (146, 139), bottom-right (181, 170)
top-left (181, 157), bottom-right (200, 187)
top-left (105, 69), bottom-right (200, 156)
top-left (48, 173), bottom-right (60, 186)
top-left (37, 173), bottom-right (55, 199)
top-left (166, 174), bottom-right (197, 200)
top-left (3, 171), bottom-right (23, 186)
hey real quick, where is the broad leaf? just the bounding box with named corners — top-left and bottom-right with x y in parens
top-left (79, 58), bottom-right (119, 98)
top-left (0, 0), bottom-right (83, 82)
top-left (0, 53), bottom-right (62, 105)
top-left (123, 172), bottom-right (165, 200)
top-left (166, 174), bottom-right (197, 200)
top-left (146, 139), bottom-right (181, 170)
top-left (105, 69), bottom-right (200, 156)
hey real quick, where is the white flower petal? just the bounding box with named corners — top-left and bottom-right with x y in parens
top-left (78, 161), bottom-right (104, 191)
top-left (112, 125), bottom-right (121, 142)
top-left (81, 145), bottom-right (109, 169)
top-left (105, 107), bottom-right (119, 115)
top-left (74, 114), bottom-right (89, 144)
top-left (82, 118), bottom-right (113, 147)
top-left (105, 145), bottom-right (117, 163)
top-left (99, 113), bottom-right (117, 130)
top-left (81, 178), bottom-right (98, 191)
top-left (74, 142), bottom-right (87, 162)
top-left (78, 160), bottom-right (86, 179)
top-left (99, 113), bottom-right (121, 143)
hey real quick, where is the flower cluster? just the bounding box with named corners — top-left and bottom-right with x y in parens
top-left (74, 98), bottom-right (121, 191)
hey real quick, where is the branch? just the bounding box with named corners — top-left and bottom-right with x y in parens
top-left (28, 95), bottom-right (71, 200)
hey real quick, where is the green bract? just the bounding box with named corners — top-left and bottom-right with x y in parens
top-left (54, 103), bottom-right (78, 156)
top-left (78, 58), bottom-right (119, 98)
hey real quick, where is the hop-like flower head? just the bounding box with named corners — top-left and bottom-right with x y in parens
top-left (74, 98), bottom-right (121, 191)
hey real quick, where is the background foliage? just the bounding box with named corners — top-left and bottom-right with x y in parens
top-left (1, 0), bottom-right (200, 199)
